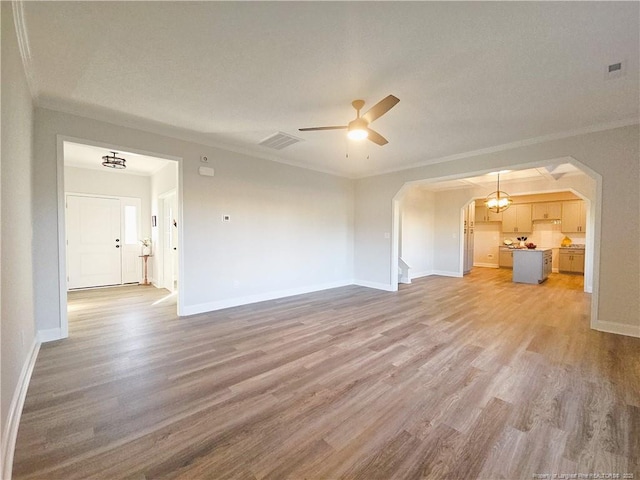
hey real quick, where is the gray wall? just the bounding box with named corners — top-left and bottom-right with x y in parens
top-left (399, 188), bottom-right (435, 278)
top-left (33, 107), bottom-right (355, 329)
top-left (1, 0), bottom-right (37, 465)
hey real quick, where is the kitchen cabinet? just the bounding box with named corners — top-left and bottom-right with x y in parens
top-left (532, 202), bottom-right (562, 221)
top-left (499, 249), bottom-right (513, 268)
top-left (501, 204), bottom-right (532, 233)
top-left (561, 201), bottom-right (586, 233)
top-left (475, 205), bottom-right (503, 223)
top-left (513, 249), bottom-right (552, 284)
top-left (559, 248), bottom-right (585, 274)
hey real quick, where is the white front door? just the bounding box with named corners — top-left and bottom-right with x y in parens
top-left (67, 195), bottom-right (122, 288)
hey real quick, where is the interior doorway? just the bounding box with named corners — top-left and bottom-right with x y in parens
top-left (58, 138), bottom-right (182, 339)
top-left (391, 157), bottom-right (602, 331)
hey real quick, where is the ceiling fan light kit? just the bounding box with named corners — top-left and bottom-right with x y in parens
top-left (101, 151), bottom-right (127, 169)
top-left (299, 95), bottom-right (399, 146)
top-left (347, 118), bottom-right (369, 140)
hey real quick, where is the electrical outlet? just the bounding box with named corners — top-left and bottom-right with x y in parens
top-left (222, 214), bottom-right (230, 222)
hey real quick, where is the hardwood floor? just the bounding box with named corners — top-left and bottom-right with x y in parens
top-left (13, 269), bottom-right (640, 479)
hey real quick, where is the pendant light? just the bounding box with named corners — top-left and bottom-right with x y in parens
top-left (484, 172), bottom-right (512, 213)
top-left (101, 151), bottom-right (126, 169)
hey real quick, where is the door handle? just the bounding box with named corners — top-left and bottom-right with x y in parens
top-left (115, 239), bottom-right (120, 242)
top-left (115, 245), bottom-right (120, 248)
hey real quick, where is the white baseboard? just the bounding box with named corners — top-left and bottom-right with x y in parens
top-left (429, 270), bottom-right (463, 278)
top-left (182, 280), bottom-right (354, 316)
top-left (37, 327), bottom-right (63, 343)
top-left (1, 338), bottom-right (40, 480)
top-left (473, 263), bottom-right (499, 269)
top-left (593, 320), bottom-right (640, 338)
top-left (409, 270), bottom-right (432, 280)
top-left (354, 279), bottom-right (396, 292)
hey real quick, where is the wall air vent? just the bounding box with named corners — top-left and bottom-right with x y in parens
top-left (258, 132), bottom-right (302, 150)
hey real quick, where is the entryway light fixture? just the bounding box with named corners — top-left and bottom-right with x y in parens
top-left (484, 172), bottom-right (512, 213)
top-left (102, 151), bottom-right (126, 169)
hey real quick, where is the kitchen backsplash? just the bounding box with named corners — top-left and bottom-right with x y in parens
top-left (502, 222), bottom-right (586, 247)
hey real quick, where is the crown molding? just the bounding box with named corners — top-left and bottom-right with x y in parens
top-left (12, 0), bottom-right (38, 102)
top-left (37, 98), bottom-right (637, 182)
top-left (360, 117), bottom-right (639, 179)
top-left (37, 96), bottom-right (350, 180)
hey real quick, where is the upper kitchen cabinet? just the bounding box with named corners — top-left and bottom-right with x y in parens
top-left (501, 204), bottom-right (532, 233)
top-left (561, 200), bottom-right (586, 233)
top-left (532, 202), bottom-right (562, 220)
top-left (475, 204), bottom-right (503, 223)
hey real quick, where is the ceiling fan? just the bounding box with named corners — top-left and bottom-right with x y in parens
top-left (299, 95), bottom-right (400, 146)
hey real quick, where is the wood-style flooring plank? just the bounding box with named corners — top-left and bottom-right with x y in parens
top-left (12, 268), bottom-right (640, 479)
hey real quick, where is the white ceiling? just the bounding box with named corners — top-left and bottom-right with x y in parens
top-left (64, 142), bottom-right (171, 176)
top-left (419, 163), bottom-right (585, 192)
top-left (21, 2), bottom-right (639, 178)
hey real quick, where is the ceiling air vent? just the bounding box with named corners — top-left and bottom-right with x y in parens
top-left (259, 132), bottom-right (302, 150)
top-left (605, 60), bottom-right (626, 80)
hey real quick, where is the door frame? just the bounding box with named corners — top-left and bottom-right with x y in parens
top-left (57, 135), bottom-right (184, 339)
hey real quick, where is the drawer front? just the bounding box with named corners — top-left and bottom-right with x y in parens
top-left (561, 249), bottom-right (584, 255)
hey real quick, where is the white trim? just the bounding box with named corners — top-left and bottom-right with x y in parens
top-left (429, 270), bottom-right (463, 278)
top-left (37, 328), bottom-right (63, 343)
top-left (57, 135), bottom-right (184, 329)
top-left (1, 338), bottom-right (40, 480)
top-left (11, 0), bottom-right (38, 101)
top-left (409, 270), bottom-right (433, 279)
top-left (38, 99), bottom-right (638, 180)
top-left (57, 137), bottom-right (69, 338)
top-left (472, 263), bottom-right (499, 269)
top-left (362, 118), bottom-right (640, 178)
top-left (182, 280), bottom-right (354, 316)
top-left (594, 321), bottom-right (640, 339)
top-left (354, 279), bottom-right (397, 292)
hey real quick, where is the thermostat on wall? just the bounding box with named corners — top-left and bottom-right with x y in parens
top-left (198, 166), bottom-right (214, 177)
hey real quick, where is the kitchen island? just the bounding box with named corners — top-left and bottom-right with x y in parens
top-left (512, 248), bottom-right (552, 284)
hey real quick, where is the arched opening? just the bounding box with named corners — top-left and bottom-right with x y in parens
top-left (391, 156), bottom-right (601, 331)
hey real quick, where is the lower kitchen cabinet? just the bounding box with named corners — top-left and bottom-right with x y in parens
top-left (559, 249), bottom-right (585, 274)
top-left (513, 249), bottom-right (552, 284)
top-left (499, 249), bottom-right (513, 268)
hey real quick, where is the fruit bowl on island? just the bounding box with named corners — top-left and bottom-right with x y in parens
top-left (526, 243), bottom-right (537, 249)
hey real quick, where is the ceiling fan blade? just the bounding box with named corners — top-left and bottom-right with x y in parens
top-left (362, 95), bottom-right (400, 124)
top-left (366, 127), bottom-right (388, 146)
top-left (298, 126), bottom-right (347, 131)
